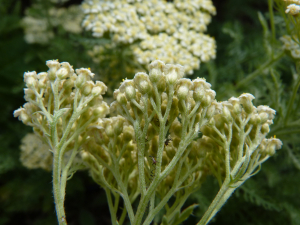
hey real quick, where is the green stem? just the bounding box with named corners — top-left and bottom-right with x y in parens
top-left (196, 180), bottom-right (233, 225)
top-left (105, 188), bottom-right (118, 225)
top-left (284, 74), bottom-right (300, 125)
top-left (235, 52), bottom-right (284, 89)
top-left (53, 148), bottom-right (67, 225)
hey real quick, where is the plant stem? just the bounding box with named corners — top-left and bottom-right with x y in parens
top-left (53, 148), bottom-right (67, 225)
top-left (105, 188), bottom-right (118, 225)
top-left (196, 180), bottom-right (235, 225)
top-left (235, 52), bottom-right (284, 89)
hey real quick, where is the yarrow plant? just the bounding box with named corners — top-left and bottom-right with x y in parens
top-left (14, 59), bottom-right (282, 225)
top-left (81, 0), bottom-right (216, 74)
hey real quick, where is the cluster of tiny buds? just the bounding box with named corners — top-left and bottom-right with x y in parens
top-left (259, 136), bottom-right (283, 156)
top-left (14, 60), bottom-right (109, 128)
top-left (112, 60), bottom-right (216, 112)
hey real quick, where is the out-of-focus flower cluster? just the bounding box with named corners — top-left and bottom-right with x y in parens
top-left (82, 0), bottom-right (216, 74)
top-left (280, 35), bottom-right (300, 59)
top-left (20, 133), bottom-right (53, 171)
top-left (22, 4), bottom-right (84, 44)
top-left (284, 0), bottom-right (300, 15)
top-left (20, 133), bottom-right (85, 171)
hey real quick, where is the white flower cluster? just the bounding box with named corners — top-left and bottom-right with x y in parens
top-left (20, 133), bottom-right (53, 171)
top-left (82, 0), bottom-right (216, 74)
top-left (22, 5), bottom-right (84, 44)
top-left (280, 35), bottom-right (300, 59)
top-left (284, 0), bottom-right (300, 15)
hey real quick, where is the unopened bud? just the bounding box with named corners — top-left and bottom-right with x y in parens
top-left (261, 123), bottom-right (270, 134)
top-left (125, 85), bottom-right (136, 100)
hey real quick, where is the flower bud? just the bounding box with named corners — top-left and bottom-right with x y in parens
top-left (37, 72), bottom-right (48, 88)
top-left (24, 88), bottom-right (35, 101)
top-left (193, 88), bottom-right (205, 102)
top-left (46, 60), bottom-right (60, 81)
top-left (201, 95), bottom-right (212, 107)
top-left (239, 93), bottom-right (255, 114)
top-left (176, 79), bottom-right (193, 100)
top-left (259, 112), bottom-right (268, 124)
top-left (24, 71), bottom-right (37, 88)
top-left (206, 103), bottom-right (216, 119)
top-left (56, 67), bottom-right (69, 80)
top-left (164, 64), bottom-right (185, 85)
top-left (116, 92), bottom-right (127, 105)
top-left (125, 85), bottom-right (136, 100)
top-left (123, 125), bottom-right (134, 142)
top-left (91, 86), bottom-right (101, 96)
top-left (93, 102), bottom-right (109, 117)
top-left (75, 74), bottom-right (86, 88)
top-left (149, 60), bottom-right (165, 83)
top-left (261, 123), bottom-right (270, 134)
top-left (81, 81), bottom-right (94, 96)
top-left (13, 108), bottom-right (31, 124)
top-left (157, 76), bottom-right (166, 92)
top-left (134, 72), bottom-right (151, 95)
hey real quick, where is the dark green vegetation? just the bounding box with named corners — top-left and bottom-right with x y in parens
top-left (0, 0), bottom-right (299, 224)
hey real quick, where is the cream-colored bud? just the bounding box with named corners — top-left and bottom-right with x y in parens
top-left (164, 64), bottom-right (185, 85)
top-left (149, 59), bottom-right (165, 83)
top-left (123, 125), bottom-right (134, 142)
top-left (266, 138), bottom-right (283, 155)
top-left (91, 86), bottom-right (101, 96)
top-left (76, 68), bottom-right (95, 79)
top-left (80, 150), bottom-right (91, 162)
top-left (37, 72), bottom-right (48, 88)
top-left (261, 123), bottom-right (270, 134)
top-left (93, 102), bottom-right (109, 117)
top-left (202, 95), bottom-right (212, 107)
top-left (177, 85), bottom-right (189, 100)
top-left (94, 81), bottom-right (107, 95)
top-left (176, 79), bottom-right (193, 100)
top-left (134, 72), bottom-right (151, 95)
top-left (14, 108), bottom-right (31, 124)
top-left (149, 68), bottom-right (163, 83)
top-left (112, 116), bottom-right (125, 135)
top-left (24, 71), bottom-right (37, 88)
top-left (222, 106), bottom-right (232, 122)
top-left (193, 78), bottom-right (211, 90)
top-left (75, 74), bottom-right (86, 88)
top-left (56, 67), bottom-right (69, 80)
top-left (239, 93), bottom-right (255, 114)
top-left (24, 88), bottom-right (35, 101)
top-left (193, 88), bottom-right (205, 102)
top-left (81, 81), bottom-right (94, 96)
top-left (117, 92), bottom-right (127, 105)
top-left (258, 112), bottom-right (268, 124)
top-left (26, 76), bottom-right (36, 88)
top-left (46, 60), bottom-right (60, 81)
top-left (105, 124), bottom-right (114, 137)
top-left (125, 85), bottom-right (136, 100)
top-left (206, 103), bottom-right (216, 119)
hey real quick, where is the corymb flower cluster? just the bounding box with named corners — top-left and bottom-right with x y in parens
top-left (82, 0), bottom-right (216, 74)
top-left (14, 59), bottom-right (282, 225)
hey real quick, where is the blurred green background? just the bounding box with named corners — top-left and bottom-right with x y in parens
top-left (0, 0), bottom-right (299, 224)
